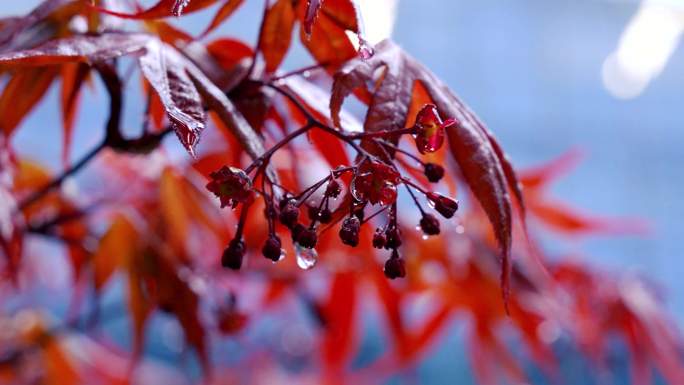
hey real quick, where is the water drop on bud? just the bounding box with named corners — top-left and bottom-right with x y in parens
top-left (426, 192), bottom-right (459, 219)
top-left (295, 244), bottom-right (318, 270)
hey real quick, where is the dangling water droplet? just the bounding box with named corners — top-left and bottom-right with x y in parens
top-left (422, 234), bottom-right (429, 241)
top-left (427, 198), bottom-right (436, 209)
top-left (415, 225), bottom-right (421, 231)
top-left (295, 245), bottom-right (317, 270)
top-left (358, 39), bottom-right (375, 60)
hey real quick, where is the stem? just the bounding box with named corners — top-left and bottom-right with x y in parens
top-left (404, 184), bottom-right (426, 215)
top-left (270, 62), bottom-right (330, 82)
top-left (347, 127), bottom-right (415, 140)
top-left (18, 141), bottom-right (107, 211)
top-left (245, 123), bottom-right (314, 174)
top-left (374, 139), bottom-right (424, 164)
top-left (259, 81), bottom-right (370, 156)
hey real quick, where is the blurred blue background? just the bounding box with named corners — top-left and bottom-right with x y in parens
top-left (2, 0), bottom-right (683, 384)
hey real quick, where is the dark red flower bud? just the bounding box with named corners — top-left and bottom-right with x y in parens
top-left (318, 208), bottom-right (332, 224)
top-left (384, 228), bottom-right (402, 249)
top-left (325, 180), bottom-right (342, 198)
top-left (372, 229), bottom-right (386, 249)
top-left (424, 162), bottom-right (445, 183)
top-left (307, 205), bottom-right (320, 221)
top-left (384, 252), bottom-right (406, 279)
top-left (206, 166), bottom-right (253, 209)
top-left (291, 223), bottom-right (307, 242)
top-left (420, 214), bottom-right (440, 235)
top-left (279, 200), bottom-right (299, 228)
top-left (222, 238), bottom-right (245, 270)
top-left (296, 228), bottom-right (318, 249)
top-left (339, 216), bottom-right (361, 247)
top-left (262, 235), bottom-right (283, 262)
top-left (426, 192), bottom-right (459, 219)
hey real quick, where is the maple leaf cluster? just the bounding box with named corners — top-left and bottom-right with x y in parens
top-left (0, 1), bottom-right (681, 384)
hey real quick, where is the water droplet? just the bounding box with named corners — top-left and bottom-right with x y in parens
top-left (455, 225), bottom-right (465, 234)
top-left (415, 225), bottom-right (421, 231)
top-left (358, 39), bottom-right (375, 60)
top-left (302, 70), bottom-right (311, 78)
top-left (427, 198), bottom-right (436, 209)
top-left (422, 234), bottom-right (429, 241)
top-left (295, 245), bottom-right (317, 270)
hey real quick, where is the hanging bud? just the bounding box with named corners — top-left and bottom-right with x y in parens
top-left (384, 250), bottom-right (406, 279)
top-left (262, 235), bottom-right (283, 262)
top-left (372, 229), bottom-right (386, 249)
top-left (296, 228), bottom-right (318, 249)
top-left (279, 200), bottom-right (299, 228)
top-left (222, 238), bottom-right (246, 270)
top-left (339, 216), bottom-right (361, 247)
top-left (426, 192), bottom-right (459, 219)
top-left (424, 162), bottom-right (445, 183)
top-left (318, 208), bottom-right (332, 224)
top-left (420, 214), bottom-right (440, 235)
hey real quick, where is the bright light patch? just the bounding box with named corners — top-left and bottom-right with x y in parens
top-left (356, 0), bottom-right (398, 44)
top-left (602, 0), bottom-right (684, 99)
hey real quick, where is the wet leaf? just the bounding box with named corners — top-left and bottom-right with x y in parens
top-left (0, 67), bottom-right (58, 137)
top-left (94, 0), bottom-right (220, 19)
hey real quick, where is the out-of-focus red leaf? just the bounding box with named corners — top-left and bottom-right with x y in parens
top-left (93, 0), bottom-right (220, 19)
top-left (206, 38), bottom-right (253, 70)
top-left (199, 0), bottom-right (245, 37)
top-left (0, 67), bottom-right (58, 137)
top-left (60, 63), bottom-right (89, 165)
top-left (44, 338), bottom-right (81, 385)
top-left (519, 148), bottom-right (584, 190)
top-left (331, 40), bottom-right (518, 306)
top-left (144, 19), bottom-right (193, 45)
top-left (321, 271), bottom-right (357, 370)
top-left (92, 215), bottom-right (138, 292)
top-left (529, 198), bottom-right (648, 235)
top-left (259, 0), bottom-right (296, 73)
